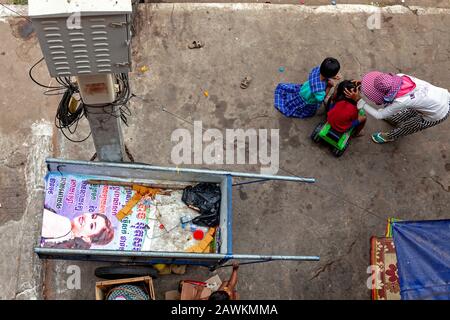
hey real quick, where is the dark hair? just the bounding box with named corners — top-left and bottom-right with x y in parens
top-left (208, 291), bottom-right (230, 301)
top-left (320, 57), bottom-right (340, 78)
top-left (90, 213), bottom-right (114, 245)
top-left (334, 80), bottom-right (359, 106)
top-left (43, 237), bottom-right (92, 249)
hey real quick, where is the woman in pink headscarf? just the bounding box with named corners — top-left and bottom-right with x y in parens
top-left (344, 72), bottom-right (450, 144)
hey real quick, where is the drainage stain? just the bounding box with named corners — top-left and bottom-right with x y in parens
top-left (19, 21), bottom-right (34, 39)
top-left (9, 18), bottom-right (35, 41)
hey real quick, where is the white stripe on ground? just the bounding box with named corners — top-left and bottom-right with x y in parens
top-left (1, 4), bottom-right (449, 23)
top-left (0, 3), bottom-right (450, 22)
top-left (144, 3), bottom-right (450, 15)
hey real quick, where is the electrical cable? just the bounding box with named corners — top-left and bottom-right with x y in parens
top-left (0, 2), bottom-right (32, 23)
top-left (54, 83), bottom-right (92, 143)
top-left (29, 56), bottom-right (133, 143)
top-left (29, 58), bottom-right (64, 89)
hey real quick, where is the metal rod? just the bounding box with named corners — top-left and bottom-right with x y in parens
top-left (212, 259), bottom-right (273, 269)
top-left (35, 248), bottom-right (320, 262)
top-left (46, 158), bottom-right (316, 183)
top-left (227, 254), bottom-right (319, 261)
top-left (232, 179), bottom-right (269, 187)
top-left (86, 179), bottom-right (188, 190)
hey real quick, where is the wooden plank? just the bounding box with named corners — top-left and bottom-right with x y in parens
top-left (95, 276), bottom-right (155, 300)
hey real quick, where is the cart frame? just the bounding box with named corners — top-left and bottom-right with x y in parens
top-left (35, 158), bottom-right (319, 270)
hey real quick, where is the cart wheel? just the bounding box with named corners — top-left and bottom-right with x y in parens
top-left (332, 148), bottom-right (343, 157)
top-left (311, 122), bottom-right (324, 143)
top-left (95, 265), bottom-right (158, 280)
top-left (332, 144), bottom-right (348, 158)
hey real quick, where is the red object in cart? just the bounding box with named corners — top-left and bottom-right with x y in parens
top-left (193, 229), bottom-right (204, 240)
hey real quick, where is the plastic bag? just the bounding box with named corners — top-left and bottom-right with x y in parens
top-left (182, 183), bottom-right (221, 227)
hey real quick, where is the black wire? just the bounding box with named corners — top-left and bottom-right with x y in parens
top-left (0, 3), bottom-right (32, 23)
top-left (30, 56), bottom-right (133, 142)
top-left (53, 82), bottom-right (92, 143)
top-left (59, 128), bottom-right (92, 143)
top-left (55, 77), bottom-right (67, 87)
top-left (29, 58), bottom-right (63, 89)
top-left (55, 86), bottom-right (81, 127)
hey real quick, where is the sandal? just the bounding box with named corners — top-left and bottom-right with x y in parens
top-left (188, 40), bottom-right (204, 49)
top-left (240, 76), bottom-right (252, 89)
top-left (371, 132), bottom-right (393, 144)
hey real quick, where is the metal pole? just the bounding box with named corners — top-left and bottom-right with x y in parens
top-left (84, 105), bottom-right (125, 162)
top-left (35, 247), bottom-right (320, 262)
top-left (45, 158), bottom-right (316, 184)
top-left (218, 171), bottom-right (314, 183)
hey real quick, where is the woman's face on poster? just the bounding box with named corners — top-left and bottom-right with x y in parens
top-left (71, 213), bottom-right (106, 239)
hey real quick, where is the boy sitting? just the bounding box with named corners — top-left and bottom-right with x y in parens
top-left (275, 57), bottom-right (341, 118)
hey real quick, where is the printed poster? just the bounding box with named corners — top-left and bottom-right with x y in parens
top-left (41, 172), bottom-right (151, 251)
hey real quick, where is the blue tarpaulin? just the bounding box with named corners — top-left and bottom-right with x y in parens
top-left (392, 220), bottom-right (450, 300)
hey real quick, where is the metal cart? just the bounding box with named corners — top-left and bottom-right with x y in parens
top-left (35, 158), bottom-right (320, 273)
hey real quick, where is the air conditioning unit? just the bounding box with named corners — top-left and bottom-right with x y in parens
top-left (29, 0), bottom-right (133, 78)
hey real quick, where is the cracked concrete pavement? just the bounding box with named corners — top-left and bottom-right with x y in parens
top-left (143, 0), bottom-right (450, 8)
top-left (0, 3), bottom-right (450, 299)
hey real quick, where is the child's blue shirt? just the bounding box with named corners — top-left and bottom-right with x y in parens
top-left (299, 66), bottom-right (327, 104)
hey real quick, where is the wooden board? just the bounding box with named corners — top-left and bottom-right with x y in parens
top-left (95, 276), bottom-right (155, 300)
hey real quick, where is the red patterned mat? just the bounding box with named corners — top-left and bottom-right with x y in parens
top-left (370, 237), bottom-right (401, 300)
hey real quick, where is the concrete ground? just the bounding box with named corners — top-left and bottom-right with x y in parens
top-left (141, 0), bottom-right (450, 8)
top-left (0, 3), bottom-right (450, 300)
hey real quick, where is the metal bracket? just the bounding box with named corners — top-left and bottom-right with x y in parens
top-left (114, 62), bottom-right (131, 68)
top-left (209, 258), bottom-right (230, 272)
top-left (110, 22), bottom-right (129, 28)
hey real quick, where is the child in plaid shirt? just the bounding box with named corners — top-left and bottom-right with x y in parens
top-left (275, 57), bottom-right (341, 118)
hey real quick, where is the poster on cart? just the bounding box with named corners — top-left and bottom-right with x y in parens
top-left (40, 173), bottom-right (149, 251)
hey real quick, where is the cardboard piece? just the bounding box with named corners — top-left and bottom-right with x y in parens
top-left (180, 282), bottom-right (212, 300)
top-left (205, 275), bottom-right (222, 292)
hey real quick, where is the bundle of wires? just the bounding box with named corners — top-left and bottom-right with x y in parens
top-left (29, 57), bottom-right (133, 142)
